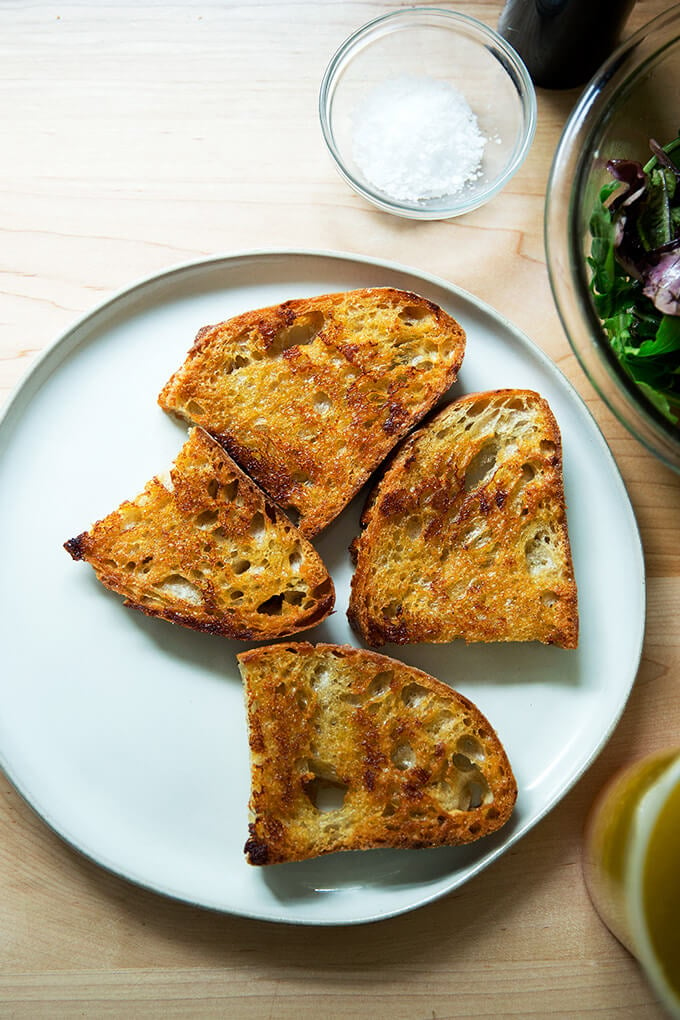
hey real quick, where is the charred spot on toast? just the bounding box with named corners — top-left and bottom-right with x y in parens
top-left (348, 537), bottom-right (360, 567)
top-left (244, 830), bottom-right (271, 866)
top-left (210, 430), bottom-right (316, 515)
top-left (124, 601), bottom-right (258, 641)
top-left (478, 492), bottom-right (491, 515)
top-left (193, 323), bottom-right (217, 348)
top-left (210, 432), bottom-right (271, 488)
top-left (378, 488), bottom-right (411, 517)
top-left (383, 401), bottom-right (411, 436)
top-left (64, 534), bottom-right (87, 560)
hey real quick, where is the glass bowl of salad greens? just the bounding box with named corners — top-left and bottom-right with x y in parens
top-left (546, 4), bottom-right (680, 473)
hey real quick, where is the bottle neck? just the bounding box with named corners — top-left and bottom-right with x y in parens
top-left (498, 0), bottom-right (637, 90)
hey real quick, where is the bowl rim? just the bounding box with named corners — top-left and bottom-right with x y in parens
top-left (318, 6), bottom-right (537, 220)
top-left (545, 3), bottom-right (680, 471)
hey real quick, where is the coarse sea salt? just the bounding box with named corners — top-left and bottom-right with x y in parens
top-left (351, 74), bottom-right (487, 203)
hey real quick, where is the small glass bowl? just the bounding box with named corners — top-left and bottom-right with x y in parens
top-left (546, 5), bottom-right (680, 473)
top-left (318, 8), bottom-right (536, 220)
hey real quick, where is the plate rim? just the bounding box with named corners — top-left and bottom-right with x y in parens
top-left (0, 247), bottom-right (646, 925)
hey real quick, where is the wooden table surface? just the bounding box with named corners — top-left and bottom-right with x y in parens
top-left (1, 2), bottom-right (678, 1016)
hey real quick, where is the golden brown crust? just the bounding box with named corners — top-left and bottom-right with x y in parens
top-left (158, 288), bottom-right (466, 537)
top-left (348, 389), bottom-right (579, 649)
top-left (64, 428), bottom-right (334, 640)
top-left (238, 642), bottom-right (517, 865)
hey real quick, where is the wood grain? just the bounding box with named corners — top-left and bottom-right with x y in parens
top-left (0, 1), bottom-right (678, 1016)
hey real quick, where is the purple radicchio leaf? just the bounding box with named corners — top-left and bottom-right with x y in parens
top-left (642, 250), bottom-right (680, 315)
top-left (604, 159), bottom-right (650, 280)
top-left (606, 158), bottom-right (648, 211)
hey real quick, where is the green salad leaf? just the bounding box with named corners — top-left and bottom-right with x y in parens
top-left (587, 135), bottom-right (680, 427)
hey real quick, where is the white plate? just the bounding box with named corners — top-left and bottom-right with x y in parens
top-left (0, 250), bottom-right (645, 925)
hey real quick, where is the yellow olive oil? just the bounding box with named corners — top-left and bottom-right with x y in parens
top-left (643, 779), bottom-right (680, 998)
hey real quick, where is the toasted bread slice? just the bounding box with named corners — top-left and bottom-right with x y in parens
top-left (239, 642), bottom-right (517, 865)
top-left (158, 288), bottom-right (466, 538)
top-left (348, 389), bottom-right (578, 648)
top-left (64, 428), bottom-right (334, 640)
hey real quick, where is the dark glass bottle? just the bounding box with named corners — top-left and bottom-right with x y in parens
top-left (498, 0), bottom-right (637, 89)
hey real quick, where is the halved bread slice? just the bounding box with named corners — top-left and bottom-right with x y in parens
top-left (348, 389), bottom-right (578, 648)
top-left (239, 642), bottom-right (517, 865)
top-left (158, 287), bottom-right (466, 538)
top-left (64, 428), bottom-right (334, 640)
